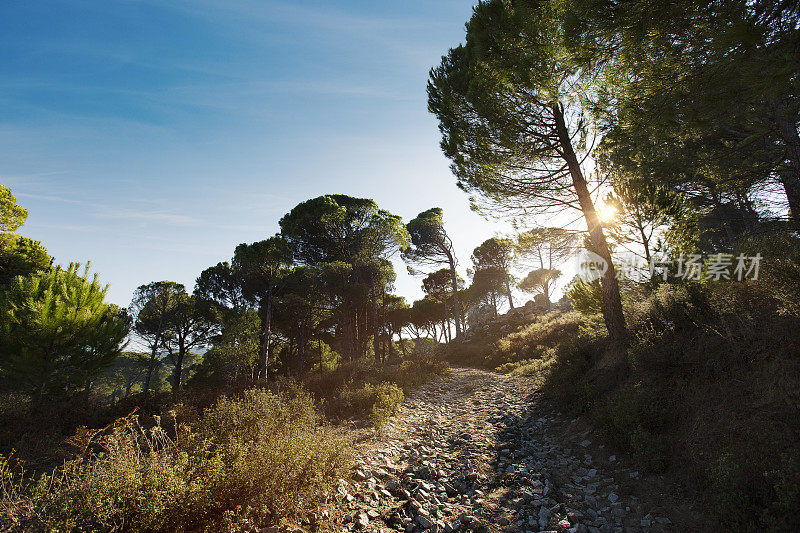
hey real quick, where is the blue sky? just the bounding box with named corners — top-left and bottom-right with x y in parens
top-left (1, 0), bottom-right (523, 307)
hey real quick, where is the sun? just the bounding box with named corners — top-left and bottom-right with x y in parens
top-left (596, 200), bottom-right (618, 223)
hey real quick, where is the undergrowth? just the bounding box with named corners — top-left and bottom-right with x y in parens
top-left (306, 355), bottom-right (449, 427)
top-left (0, 386), bottom-right (351, 532)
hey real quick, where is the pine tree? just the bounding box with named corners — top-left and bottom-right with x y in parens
top-left (428, 0), bottom-right (627, 346)
top-left (0, 263), bottom-right (129, 399)
top-left (402, 208), bottom-right (464, 337)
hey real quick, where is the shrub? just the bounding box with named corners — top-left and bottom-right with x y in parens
top-left (484, 311), bottom-right (583, 369)
top-left (0, 387), bottom-right (352, 532)
top-left (369, 383), bottom-right (405, 429)
top-left (542, 335), bottom-right (601, 413)
top-left (629, 428), bottom-right (668, 473)
top-left (707, 451), bottom-right (753, 529)
top-left (443, 341), bottom-right (490, 366)
top-left (610, 278), bottom-right (800, 526)
top-left (395, 356), bottom-right (450, 390)
top-left (334, 382), bottom-right (404, 430)
top-left (705, 442), bottom-right (800, 532)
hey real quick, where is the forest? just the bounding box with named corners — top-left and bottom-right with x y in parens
top-left (1, 0), bottom-right (799, 531)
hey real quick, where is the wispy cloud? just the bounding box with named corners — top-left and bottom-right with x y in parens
top-left (96, 208), bottom-right (201, 227)
top-left (160, 0), bottom-right (446, 34)
top-left (15, 191), bottom-right (87, 204)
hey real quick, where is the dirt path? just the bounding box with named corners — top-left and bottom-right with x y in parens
top-left (328, 367), bottom-right (706, 533)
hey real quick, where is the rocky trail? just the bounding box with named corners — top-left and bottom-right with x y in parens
top-left (327, 368), bottom-right (703, 533)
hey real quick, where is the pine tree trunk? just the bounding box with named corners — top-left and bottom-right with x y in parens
top-left (143, 320), bottom-right (163, 394)
top-left (505, 279), bottom-right (514, 309)
top-left (371, 281), bottom-right (380, 362)
top-left (444, 296), bottom-right (451, 342)
top-left (775, 101), bottom-right (800, 223)
top-left (638, 218), bottom-right (652, 266)
top-left (553, 103), bottom-right (628, 348)
top-left (398, 333), bottom-right (408, 358)
top-left (143, 350), bottom-right (156, 394)
top-left (298, 332), bottom-right (306, 375)
top-left (258, 282), bottom-right (273, 381)
top-left (173, 339), bottom-right (186, 397)
top-left (446, 258), bottom-right (463, 337)
top-left (342, 312), bottom-right (353, 362)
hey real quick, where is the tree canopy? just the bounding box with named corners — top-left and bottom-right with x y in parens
top-left (0, 184), bottom-right (28, 232)
top-left (471, 237), bottom-right (517, 309)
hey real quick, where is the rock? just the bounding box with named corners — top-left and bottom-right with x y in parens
top-left (539, 506), bottom-right (551, 521)
top-left (417, 514), bottom-right (433, 529)
top-left (355, 513), bottom-right (370, 529)
top-left (460, 515), bottom-right (477, 526)
top-left (329, 368), bottom-right (678, 533)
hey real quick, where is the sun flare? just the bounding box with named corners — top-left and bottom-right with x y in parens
top-left (596, 201), bottom-right (618, 223)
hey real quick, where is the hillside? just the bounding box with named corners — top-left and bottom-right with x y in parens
top-left (442, 280), bottom-right (800, 531)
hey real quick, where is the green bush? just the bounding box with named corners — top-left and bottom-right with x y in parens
top-left (593, 386), bottom-right (670, 473)
top-left (443, 341), bottom-right (490, 366)
top-left (307, 356), bottom-right (446, 426)
top-left (610, 278), bottom-right (800, 527)
top-left (629, 428), bottom-right (668, 473)
top-left (395, 356), bottom-right (450, 390)
top-left (369, 383), bottom-right (405, 429)
top-left (335, 381), bottom-right (404, 429)
top-left (482, 311), bottom-right (584, 370)
top-left (567, 278), bottom-right (602, 316)
top-left (705, 443), bottom-right (800, 532)
top-left (542, 336), bottom-right (600, 413)
top-left (708, 451), bottom-right (753, 529)
top-left (767, 452), bottom-right (800, 530)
